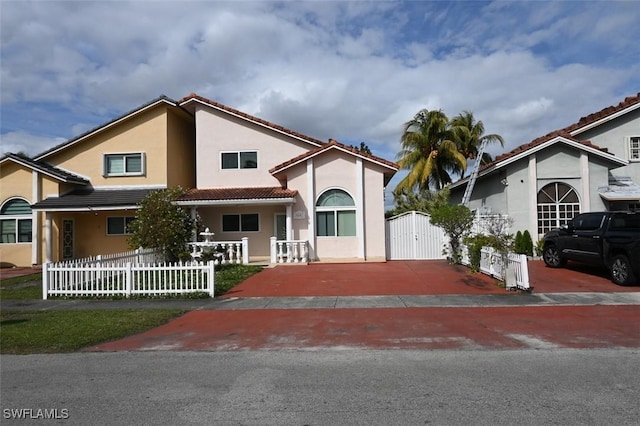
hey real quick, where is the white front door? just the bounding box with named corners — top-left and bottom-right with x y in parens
top-left (274, 213), bottom-right (286, 241)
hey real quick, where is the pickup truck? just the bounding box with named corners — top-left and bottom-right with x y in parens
top-left (542, 211), bottom-right (640, 286)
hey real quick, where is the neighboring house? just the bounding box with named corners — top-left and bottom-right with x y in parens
top-left (449, 93), bottom-right (640, 242)
top-left (0, 93), bottom-right (398, 266)
top-left (1, 96), bottom-right (195, 266)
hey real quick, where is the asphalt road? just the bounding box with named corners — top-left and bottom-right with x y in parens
top-left (2, 349), bottom-right (639, 425)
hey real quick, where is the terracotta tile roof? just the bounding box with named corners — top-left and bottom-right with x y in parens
top-left (269, 139), bottom-right (399, 175)
top-left (178, 187), bottom-right (298, 202)
top-left (179, 93), bottom-right (326, 147)
top-left (473, 93), bottom-right (640, 175)
top-left (563, 92), bottom-right (640, 134)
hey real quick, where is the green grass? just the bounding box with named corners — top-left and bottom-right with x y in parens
top-left (215, 264), bottom-right (263, 294)
top-left (0, 264), bottom-right (264, 354)
top-left (0, 273), bottom-right (42, 299)
top-left (0, 309), bottom-right (185, 354)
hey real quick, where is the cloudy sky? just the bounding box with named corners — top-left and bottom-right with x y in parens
top-left (1, 0), bottom-right (639, 193)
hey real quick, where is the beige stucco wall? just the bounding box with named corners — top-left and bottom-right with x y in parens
top-left (194, 106), bottom-right (315, 188)
top-left (279, 150), bottom-right (390, 260)
top-left (197, 205), bottom-right (286, 257)
top-left (43, 106), bottom-right (171, 187)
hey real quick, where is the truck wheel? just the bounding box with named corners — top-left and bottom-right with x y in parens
top-left (610, 255), bottom-right (636, 286)
top-left (543, 245), bottom-right (566, 268)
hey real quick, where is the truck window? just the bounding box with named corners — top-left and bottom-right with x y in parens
top-left (573, 213), bottom-right (605, 231)
top-left (610, 213), bottom-right (640, 230)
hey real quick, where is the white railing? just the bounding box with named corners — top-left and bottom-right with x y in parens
top-left (479, 247), bottom-right (530, 290)
top-left (269, 237), bottom-right (309, 264)
top-left (188, 237), bottom-right (249, 264)
top-left (64, 247), bottom-right (161, 265)
top-left (42, 260), bottom-right (215, 299)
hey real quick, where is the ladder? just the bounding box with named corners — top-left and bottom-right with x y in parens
top-left (461, 139), bottom-right (488, 206)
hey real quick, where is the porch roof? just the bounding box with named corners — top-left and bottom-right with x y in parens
top-left (31, 188), bottom-right (156, 211)
top-left (176, 187), bottom-right (298, 206)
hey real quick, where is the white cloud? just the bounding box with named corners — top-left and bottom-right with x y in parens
top-left (1, 0), bottom-right (638, 177)
top-left (0, 131), bottom-right (65, 157)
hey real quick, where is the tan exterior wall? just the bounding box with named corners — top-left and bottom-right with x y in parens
top-left (166, 109), bottom-right (196, 189)
top-left (44, 106), bottom-right (171, 187)
top-left (0, 163), bottom-right (34, 266)
top-left (48, 211), bottom-right (137, 261)
top-left (194, 107), bottom-right (315, 188)
top-left (363, 165), bottom-right (387, 259)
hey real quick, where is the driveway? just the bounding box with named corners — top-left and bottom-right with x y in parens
top-left (89, 259), bottom-right (640, 352)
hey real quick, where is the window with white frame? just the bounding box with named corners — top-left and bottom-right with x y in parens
top-left (629, 136), bottom-right (640, 161)
top-left (221, 151), bottom-right (258, 169)
top-left (104, 153), bottom-right (145, 176)
top-left (107, 216), bottom-right (135, 235)
top-left (536, 182), bottom-right (580, 235)
top-left (0, 198), bottom-right (32, 244)
top-left (222, 213), bottom-right (259, 232)
top-left (316, 189), bottom-right (356, 237)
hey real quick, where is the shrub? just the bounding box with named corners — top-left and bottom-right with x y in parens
top-left (514, 231), bottom-right (524, 254)
top-left (522, 230), bottom-right (534, 256)
top-left (430, 204), bottom-right (475, 264)
top-left (463, 234), bottom-right (493, 271)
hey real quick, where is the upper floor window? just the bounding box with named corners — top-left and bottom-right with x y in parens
top-left (221, 151), bottom-right (257, 170)
top-left (104, 153), bottom-right (145, 176)
top-left (0, 198), bottom-right (32, 244)
top-left (316, 189), bottom-right (356, 237)
top-left (629, 136), bottom-right (640, 161)
top-left (107, 216), bottom-right (135, 236)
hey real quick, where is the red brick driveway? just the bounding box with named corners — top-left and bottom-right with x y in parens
top-left (91, 259), bottom-right (640, 352)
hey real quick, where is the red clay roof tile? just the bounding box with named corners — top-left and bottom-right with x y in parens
top-left (178, 187), bottom-right (298, 202)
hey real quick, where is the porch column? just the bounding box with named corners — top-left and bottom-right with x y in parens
top-left (528, 154), bottom-right (538, 240)
top-left (580, 152), bottom-right (590, 210)
top-left (31, 170), bottom-right (40, 265)
top-left (45, 212), bottom-right (52, 263)
top-left (356, 157), bottom-right (365, 259)
top-left (306, 158), bottom-right (315, 259)
top-left (286, 204), bottom-right (292, 240)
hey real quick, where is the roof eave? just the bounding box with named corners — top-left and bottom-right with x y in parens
top-left (175, 197), bottom-right (297, 206)
top-left (570, 102), bottom-right (640, 136)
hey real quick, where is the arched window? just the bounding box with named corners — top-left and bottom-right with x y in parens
top-left (316, 189), bottom-right (356, 237)
top-left (0, 198), bottom-right (32, 244)
top-left (537, 182), bottom-right (580, 235)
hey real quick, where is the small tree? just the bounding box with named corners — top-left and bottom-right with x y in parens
top-left (128, 187), bottom-right (195, 261)
top-left (514, 231), bottom-right (524, 254)
top-left (522, 230), bottom-right (534, 257)
top-left (430, 204), bottom-right (475, 264)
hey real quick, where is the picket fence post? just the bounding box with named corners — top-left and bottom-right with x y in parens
top-left (242, 237), bottom-right (249, 264)
top-left (42, 262), bottom-right (49, 300)
top-left (207, 260), bottom-right (215, 297)
top-left (125, 262), bottom-right (132, 297)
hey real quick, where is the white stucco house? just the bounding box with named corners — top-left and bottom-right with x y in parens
top-left (449, 93), bottom-right (640, 242)
top-left (175, 94), bottom-right (398, 262)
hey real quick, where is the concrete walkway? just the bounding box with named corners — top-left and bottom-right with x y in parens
top-left (2, 291), bottom-right (640, 312)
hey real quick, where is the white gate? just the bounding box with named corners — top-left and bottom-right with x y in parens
top-left (385, 211), bottom-right (447, 260)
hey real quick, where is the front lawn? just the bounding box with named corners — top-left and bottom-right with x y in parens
top-left (0, 309), bottom-right (185, 354)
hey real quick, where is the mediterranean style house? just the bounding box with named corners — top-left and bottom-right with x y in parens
top-left (0, 94), bottom-right (398, 267)
top-left (449, 93), bottom-right (640, 241)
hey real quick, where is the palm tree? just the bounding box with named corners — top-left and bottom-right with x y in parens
top-left (450, 111), bottom-right (504, 178)
top-left (395, 109), bottom-right (466, 192)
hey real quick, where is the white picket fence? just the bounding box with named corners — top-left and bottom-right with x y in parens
top-left (42, 260), bottom-right (215, 299)
top-left (66, 247), bottom-right (161, 265)
top-left (460, 245), bottom-right (530, 290)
